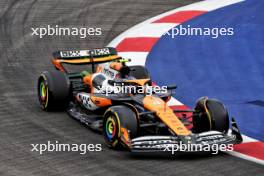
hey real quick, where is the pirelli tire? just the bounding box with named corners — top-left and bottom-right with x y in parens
top-left (38, 70), bottom-right (71, 111)
top-left (193, 97), bottom-right (229, 134)
top-left (128, 65), bottom-right (150, 80)
top-left (103, 106), bottom-right (139, 149)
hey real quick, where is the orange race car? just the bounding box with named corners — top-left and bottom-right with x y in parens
top-left (37, 47), bottom-right (242, 153)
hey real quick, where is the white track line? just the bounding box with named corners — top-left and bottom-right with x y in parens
top-left (227, 150), bottom-right (264, 165)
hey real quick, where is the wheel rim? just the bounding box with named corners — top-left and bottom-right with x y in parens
top-left (39, 79), bottom-right (48, 108)
top-left (105, 116), bottom-right (117, 141)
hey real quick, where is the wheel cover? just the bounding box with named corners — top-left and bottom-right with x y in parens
top-left (39, 79), bottom-right (49, 108)
top-left (105, 116), bottom-right (117, 141)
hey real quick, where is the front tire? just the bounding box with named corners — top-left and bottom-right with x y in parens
top-left (193, 97), bottom-right (229, 134)
top-left (103, 106), bottom-right (139, 149)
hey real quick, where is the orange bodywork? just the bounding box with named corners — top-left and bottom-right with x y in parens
top-left (143, 96), bottom-right (190, 136)
top-left (120, 127), bottom-right (131, 147)
top-left (83, 74), bottom-right (94, 92)
top-left (83, 75), bottom-right (93, 86)
top-left (52, 59), bottom-right (66, 72)
top-left (53, 52), bottom-right (189, 136)
top-left (90, 96), bottom-right (112, 107)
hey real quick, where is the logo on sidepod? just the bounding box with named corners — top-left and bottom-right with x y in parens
top-left (78, 93), bottom-right (98, 110)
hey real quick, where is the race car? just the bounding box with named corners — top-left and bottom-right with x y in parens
top-left (37, 47), bottom-right (242, 152)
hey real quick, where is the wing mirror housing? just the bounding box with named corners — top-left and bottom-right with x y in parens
top-left (167, 84), bottom-right (177, 90)
top-left (166, 84), bottom-right (177, 96)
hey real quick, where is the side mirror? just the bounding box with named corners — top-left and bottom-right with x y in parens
top-left (167, 84), bottom-right (177, 96)
top-left (167, 84), bottom-right (177, 90)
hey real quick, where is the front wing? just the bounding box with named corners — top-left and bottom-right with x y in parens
top-left (129, 118), bottom-right (243, 153)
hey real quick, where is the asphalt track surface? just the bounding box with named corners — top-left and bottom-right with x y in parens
top-left (0, 0), bottom-right (263, 176)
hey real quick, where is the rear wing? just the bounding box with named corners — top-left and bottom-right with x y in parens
top-left (53, 47), bottom-right (118, 59)
top-left (52, 47), bottom-right (120, 72)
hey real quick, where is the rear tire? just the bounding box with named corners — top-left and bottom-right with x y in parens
top-left (193, 97), bottom-right (229, 134)
top-left (103, 105), bottom-right (139, 149)
top-left (38, 71), bottom-right (70, 111)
